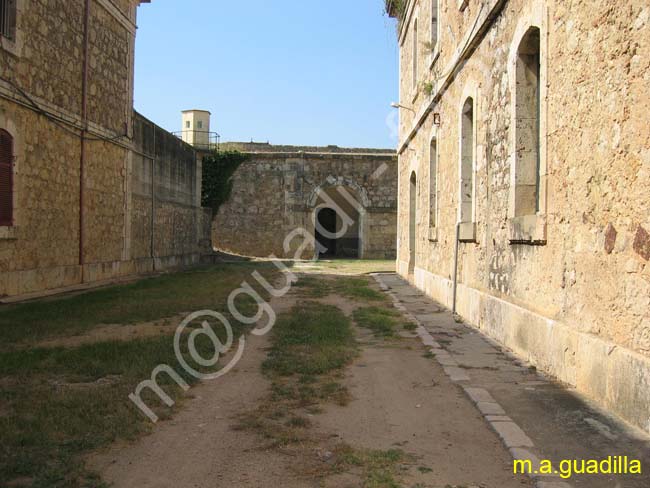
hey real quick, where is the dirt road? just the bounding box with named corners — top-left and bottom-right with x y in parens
top-left (89, 271), bottom-right (530, 488)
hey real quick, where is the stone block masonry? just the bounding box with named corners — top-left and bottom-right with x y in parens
top-left (0, 0), bottom-right (211, 298)
top-left (388, 0), bottom-right (650, 434)
top-left (212, 144), bottom-right (398, 260)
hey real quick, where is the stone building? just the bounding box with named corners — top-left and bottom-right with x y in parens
top-left (386, 0), bottom-right (650, 434)
top-left (212, 142), bottom-right (398, 260)
top-left (0, 0), bottom-right (210, 297)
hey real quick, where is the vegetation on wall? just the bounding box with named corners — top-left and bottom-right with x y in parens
top-left (201, 150), bottom-right (250, 213)
top-left (385, 0), bottom-right (407, 21)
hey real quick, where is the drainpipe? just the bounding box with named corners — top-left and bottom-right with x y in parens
top-left (79, 0), bottom-right (91, 280)
top-left (150, 122), bottom-right (156, 271)
top-left (452, 222), bottom-right (460, 315)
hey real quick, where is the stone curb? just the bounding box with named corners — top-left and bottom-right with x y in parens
top-left (371, 274), bottom-right (574, 488)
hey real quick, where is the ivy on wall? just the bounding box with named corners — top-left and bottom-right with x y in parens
top-left (201, 151), bottom-right (250, 213)
top-left (385, 0), bottom-right (407, 21)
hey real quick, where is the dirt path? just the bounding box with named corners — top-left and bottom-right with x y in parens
top-left (89, 331), bottom-right (312, 488)
top-left (316, 327), bottom-right (527, 487)
top-left (89, 273), bottom-right (530, 487)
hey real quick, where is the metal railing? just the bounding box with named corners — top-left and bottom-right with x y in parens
top-left (173, 130), bottom-right (221, 152)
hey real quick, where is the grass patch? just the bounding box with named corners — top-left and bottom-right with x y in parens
top-left (353, 307), bottom-right (408, 338)
top-left (0, 262), bottom-right (280, 347)
top-left (403, 321), bottom-right (417, 331)
top-left (296, 260), bottom-right (395, 275)
top-left (334, 444), bottom-right (408, 488)
top-left (0, 332), bottom-right (235, 487)
top-left (263, 302), bottom-right (357, 376)
top-left (292, 274), bottom-right (385, 302)
top-left (237, 302), bottom-right (357, 448)
top-left (0, 262), bottom-right (279, 487)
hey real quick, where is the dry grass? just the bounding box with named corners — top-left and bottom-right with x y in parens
top-left (0, 263), bottom-right (280, 488)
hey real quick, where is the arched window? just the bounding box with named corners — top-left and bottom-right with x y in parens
top-left (460, 97), bottom-right (474, 225)
top-left (0, 129), bottom-right (14, 226)
top-left (429, 138), bottom-right (437, 229)
top-left (514, 27), bottom-right (541, 217)
top-left (412, 19), bottom-right (418, 90)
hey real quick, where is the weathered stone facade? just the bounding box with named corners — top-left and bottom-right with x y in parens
top-left (213, 144), bottom-right (397, 260)
top-left (388, 0), bottom-right (650, 433)
top-left (0, 0), bottom-right (210, 297)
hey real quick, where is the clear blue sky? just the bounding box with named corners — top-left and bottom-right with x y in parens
top-left (134, 0), bottom-right (399, 149)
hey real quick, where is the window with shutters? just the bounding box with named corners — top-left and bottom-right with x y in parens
top-left (0, 129), bottom-right (14, 227)
top-left (0, 0), bottom-right (16, 41)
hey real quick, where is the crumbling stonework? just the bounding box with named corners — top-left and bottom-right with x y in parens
top-left (0, 0), bottom-right (210, 297)
top-left (389, 0), bottom-right (650, 433)
top-left (213, 145), bottom-right (397, 260)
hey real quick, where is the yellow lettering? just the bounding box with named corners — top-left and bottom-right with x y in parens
top-left (559, 460), bottom-right (572, 479)
top-left (539, 460), bottom-right (553, 475)
top-left (586, 460), bottom-right (599, 474)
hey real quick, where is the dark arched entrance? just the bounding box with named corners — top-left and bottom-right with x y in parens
top-left (316, 207), bottom-right (338, 258)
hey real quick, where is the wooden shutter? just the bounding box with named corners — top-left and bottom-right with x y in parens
top-left (0, 129), bottom-right (14, 226)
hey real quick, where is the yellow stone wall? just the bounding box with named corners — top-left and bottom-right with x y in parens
top-left (0, 0), bottom-right (210, 297)
top-left (392, 0), bottom-right (650, 433)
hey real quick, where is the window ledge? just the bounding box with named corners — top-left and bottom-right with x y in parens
top-left (428, 226), bottom-right (438, 242)
top-left (459, 222), bottom-right (476, 243)
top-left (0, 35), bottom-right (21, 58)
top-left (509, 215), bottom-right (547, 245)
top-left (0, 226), bottom-right (17, 240)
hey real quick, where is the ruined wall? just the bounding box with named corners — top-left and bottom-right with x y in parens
top-left (212, 148), bottom-right (397, 259)
top-left (392, 0), bottom-right (650, 433)
top-left (0, 1), bottom-right (210, 297)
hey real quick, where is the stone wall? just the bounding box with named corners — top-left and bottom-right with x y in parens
top-left (0, 1), bottom-right (211, 297)
top-left (390, 0), bottom-right (650, 433)
top-left (131, 112), bottom-right (212, 270)
top-left (212, 146), bottom-right (397, 260)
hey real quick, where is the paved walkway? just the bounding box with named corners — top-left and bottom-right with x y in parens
top-left (374, 273), bottom-right (650, 488)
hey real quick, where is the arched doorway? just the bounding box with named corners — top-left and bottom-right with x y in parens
top-left (409, 172), bottom-right (417, 274)
top-left (312, 184), bottom-right (363, 259)
top-left (316, 208), bottom-right (338, 258)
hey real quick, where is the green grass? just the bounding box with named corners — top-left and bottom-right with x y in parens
top-left (353, 306), bottom-right (408, 338)
top-left (334, 445), bottom-right (407, 488)
top-left (295, 259), bottom-right (395, 275)
top-left (0, 262), bottom-right (280, 487)
top-left (237, 302), bottom-right (357, 448)
top-left (292, 275), bottom-right (385, 302)
top-left (0, 262), bottom-right (280, 347)
top-left (0, 333), bottom-right (231, 487)
top-left (263, 302), bottom-right (357, 376)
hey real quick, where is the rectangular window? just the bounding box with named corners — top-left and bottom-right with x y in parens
top-left (413, 19), bottom-right (418, 90)
top-left (0, 129), bottom-right (14, 227)
top-left (514, 27), bottom-right (542, 217)
top-left (186, 121), bottom-right (191, 129)
top-left (431, 0), bottom-right (438, 50)
top-left (0, 0), bottom-right (16, 41)
top-left (197, 121), bottom-right (203, 129)
top-left (460, 98), bottom-right (475, 224)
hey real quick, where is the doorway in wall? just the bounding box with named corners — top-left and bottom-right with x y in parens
top-left (314, 185), bottom-right (362, 259)
top-left (316, 207), bottom-right (338, 258)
